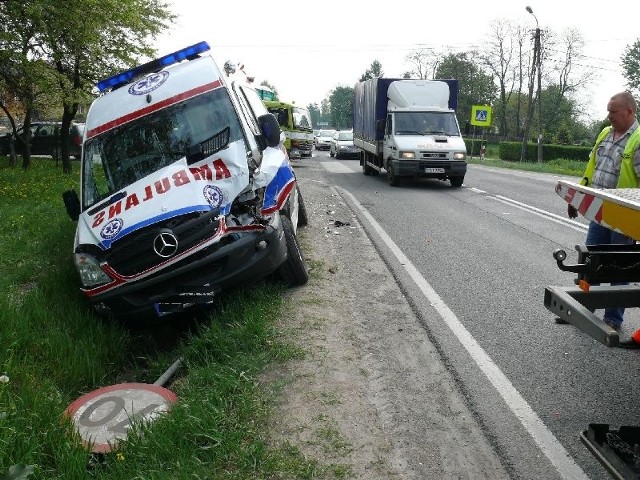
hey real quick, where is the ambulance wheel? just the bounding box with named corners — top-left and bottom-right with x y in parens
top-left (297, 185), bottom-right (308, 227)
top-left (278, 216), bottom-right (308, 286)
top-left (386, 163), bottom-right (399, 186)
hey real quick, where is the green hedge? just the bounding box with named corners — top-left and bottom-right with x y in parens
top-left (463, 138), bottom-right (592, 162)
top-left (499, 141), bottom-right (591, 162)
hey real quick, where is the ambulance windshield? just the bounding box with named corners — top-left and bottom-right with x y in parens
top-left (81, 89), bottom-right (244, 208)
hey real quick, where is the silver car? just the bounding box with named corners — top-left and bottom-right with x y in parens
top-left (314, 129), bottom-right (336, 150)
top-left (329, 130), bottom-right (359, 159)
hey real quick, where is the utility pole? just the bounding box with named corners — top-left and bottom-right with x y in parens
top-left (520, 6), bottom-right (542, 163)
top-left (528, 5), bottom-right (543, 163)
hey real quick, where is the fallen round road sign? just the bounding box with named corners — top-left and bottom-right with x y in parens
top-left (65, 383), bottom-right (177, 453)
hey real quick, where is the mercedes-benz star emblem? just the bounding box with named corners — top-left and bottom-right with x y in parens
top-left (153, 231), bottom-right (179, 258)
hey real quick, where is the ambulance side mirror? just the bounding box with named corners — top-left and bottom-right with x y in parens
top-left (258, 113), bottom-right (281, 149)
top-left (63, 189), bottom-right (80, 221)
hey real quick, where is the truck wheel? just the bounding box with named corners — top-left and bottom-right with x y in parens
top-left (386, 163), bottom-right (399, 186)
top-left (450, 176), bottom-right (464, 187)
top-left (278, 216), bottom-right (309, 286)
top-left (362, 153), bottom-right (374, 176)
top-left (297, 185), bottom-right (308, 227)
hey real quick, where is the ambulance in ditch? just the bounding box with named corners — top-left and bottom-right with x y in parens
top-left (63, 41), bottom-right (308, 321)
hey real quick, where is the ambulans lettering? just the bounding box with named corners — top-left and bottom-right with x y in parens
top-left (93, 211), bottom-right (106, 228)
top-left (91, 158), bottom-right (232, 227)
top-left (212, 159), bottom-right (231, 179)
top-left (155, 178), bottom-right (171, 194)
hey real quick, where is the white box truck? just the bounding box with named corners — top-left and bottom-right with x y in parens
top-left (353, 78), bottom-right (467, 187)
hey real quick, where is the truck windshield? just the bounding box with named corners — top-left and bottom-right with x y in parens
top-left (81, 89), bottom-right (244, 209)
top-left (394, 112), bottom-right (459, 136)
top-left (292, 107), bottom-right (312, 130)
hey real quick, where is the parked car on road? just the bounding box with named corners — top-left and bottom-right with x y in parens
top-left (329, 130), bottom-right (359, 159)
top-left (314, 129), bottom-right (336, 150)
top-left (0, 121), bottom-right (84, 159)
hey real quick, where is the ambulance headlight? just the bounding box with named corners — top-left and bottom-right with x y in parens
top-left (74, 253), bottom-right (112, 287)
top-left (454, 151), bottom-right (467, 160)
top-left (399, 151), bottom-right (415, 159)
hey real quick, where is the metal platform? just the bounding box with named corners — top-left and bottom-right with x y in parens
top-left (547, 182), bottom-right (640, 478)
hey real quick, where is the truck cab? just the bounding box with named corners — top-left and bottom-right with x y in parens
top-left (63, 41), bottom-right (308, 321)
top-left (263, 100), bottom-right (314, 159)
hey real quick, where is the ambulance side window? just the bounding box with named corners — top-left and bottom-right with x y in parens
top-left (235, 85), bottom-right (266, 135)
top-left (82, 142), bottom-right (111, 207)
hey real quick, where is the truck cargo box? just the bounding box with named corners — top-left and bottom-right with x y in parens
top-left (353, 78), bottom-right (458, 143)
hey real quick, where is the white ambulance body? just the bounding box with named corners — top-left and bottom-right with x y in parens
top-left (64, 42), bottom-right (308, 321)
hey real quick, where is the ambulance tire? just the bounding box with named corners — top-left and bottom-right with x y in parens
top-left (296, 185), bottom-right (308, 227)
top-left (278, 216), bottom-right (309, 286)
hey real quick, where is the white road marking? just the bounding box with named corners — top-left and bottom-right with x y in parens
top-left (337, 186), bottom-right (589, 480)
top-left (489, 195), bottom-right (588, 233)
top-left (321, 161), bottom-right (358, 174)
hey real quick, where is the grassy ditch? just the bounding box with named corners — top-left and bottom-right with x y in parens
top-left (467, 154), bottom-right (585, 177)
top-left (0, 158), bottom-right (335, 479)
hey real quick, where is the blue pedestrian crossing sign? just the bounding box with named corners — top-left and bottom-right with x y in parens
top-left (471, 105), bottom-right (492, 127)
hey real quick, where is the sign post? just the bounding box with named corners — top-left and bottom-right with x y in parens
top-left (470, 105), bottom-right (492, 160)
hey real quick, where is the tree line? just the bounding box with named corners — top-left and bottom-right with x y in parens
top-left (3, 3), bottom-right (640, 169)
top-left (303, 20), bottom-right (640, 153)
top-left (0, 0), bottom-right (174, 172)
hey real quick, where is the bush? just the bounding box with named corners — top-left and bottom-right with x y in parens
top-left (498, 141), bottom-right (591, 162)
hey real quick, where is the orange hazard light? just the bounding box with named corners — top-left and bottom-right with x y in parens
top-left (578, 279), bottom-right (590, 292)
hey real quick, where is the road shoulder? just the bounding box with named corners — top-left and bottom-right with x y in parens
top-left (262, 177), bottom-right (510, 479)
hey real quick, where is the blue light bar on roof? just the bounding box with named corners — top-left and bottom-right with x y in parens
top-left (97, 41), bottom-right (211, 92)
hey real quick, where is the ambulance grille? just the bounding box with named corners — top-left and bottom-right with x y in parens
top-left (106, 209), bottom-right (220, 276)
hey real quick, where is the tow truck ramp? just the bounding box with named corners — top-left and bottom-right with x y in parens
top-left (546, 180), bottom-right (640, 479)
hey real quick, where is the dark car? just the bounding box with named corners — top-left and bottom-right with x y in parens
top-left (0, 121), bottom-right (84, 158)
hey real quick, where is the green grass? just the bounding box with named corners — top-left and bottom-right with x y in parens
top-left (467, 154), bottom-right (585, 177)
top-left (0, 155), bottom-right (581, 479)
top-left (0, 158), bottom-right (338, 479)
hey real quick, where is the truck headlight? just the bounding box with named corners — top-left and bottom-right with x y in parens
top-left (454, 151), bottom-right (467, 160)
top-left (399, 151), bottom-right (415, 159)
top-left (73, 252), bottom-right (112, 287)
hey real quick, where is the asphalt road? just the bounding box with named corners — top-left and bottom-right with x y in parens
top-left (292, 149), bottom-right (640, 480)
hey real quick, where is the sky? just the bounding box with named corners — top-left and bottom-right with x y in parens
top-left (153, 0), bottom-right (639, 122)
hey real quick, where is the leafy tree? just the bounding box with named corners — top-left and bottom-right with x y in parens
top-left (404, 48), bottom-right (441, 80)
top-left (479, 19), bottom-right (519, 138)
top-left (435, 52), bottom-right (496, 131)
top-left (307, 103), bottom-right (321, 128)
top-left (553, 122), bottom-right (573, 145)
top-left (359, 60), bottom-right (383, 81)
top-left (320, 98), bottom-right (331, 123)
top-left (0, 0), bottom-right (175, 172)
top-left (0, 2), bottom-right (62, 169)
top-left (260, 80), bottom-right (278, 99)
top-left (329, 86), bottom-right (354, 130)
top-left (43, 0), bottom-right (175, 173)
top-left (622, 39), bottom-right (640, 96)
